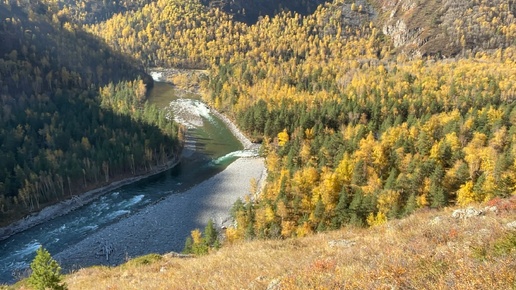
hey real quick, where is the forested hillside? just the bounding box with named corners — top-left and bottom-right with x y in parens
top-left (0, 0), bottom-right (180, 226)
top-left (0, 0), bottom-right (515, 288)
top-left (48, 0), bottom-right (152, 24)
top-left (3, 0), bottom-right (516, 241)
top-left (86, 0), bottom-right (516, 240)
top-left (200, 0), bottom-right (331, 24)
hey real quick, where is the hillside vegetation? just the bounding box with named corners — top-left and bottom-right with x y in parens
top-left (0, 0), bottom-right (180, 226)
top-left (26, 201), bottom-right (516, 289)
top-left (3, 0), bottom-right (516, 287)
top-left (84, 0), bottom-right (516, 237)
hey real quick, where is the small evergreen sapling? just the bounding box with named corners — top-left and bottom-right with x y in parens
top-left (28, 246), bottom-right (67, 290)
top-left (183, 219), bottom-right (220, 255)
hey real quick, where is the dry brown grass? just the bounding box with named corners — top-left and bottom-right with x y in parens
top-left (15, 205), bottom-right (516, 290)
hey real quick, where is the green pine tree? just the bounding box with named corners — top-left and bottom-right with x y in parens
top-left (183, 236), bottom-right (194, 254)
top-left (313, 198), bottom-right (325, 227)
top-left (203, 219), bottom-right (218, 248)
top-left (403, 193), bottom-right (417, 216)
top-left (183, 219), bottom-right (220, 255)
top-left (332, 187), bottom-right (351, 228)
top-left (28, 246), bottom-right (67, 290)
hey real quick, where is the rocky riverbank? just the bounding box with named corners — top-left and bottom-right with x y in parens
top-left (208, 108), bottom-right (258, 151)
top-left (55, 156), bottom-right (265, 271)
top-left (1, 68), bottom-right (266, 281)
top-left (53, 90), bottom-right (267, 271)
top-left (0, 157), bottom-right (181, 242)
top-left (52, 86), bottom-right (267, 272)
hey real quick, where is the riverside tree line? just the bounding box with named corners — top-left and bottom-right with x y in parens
top-left (0, 1), bottom-right (180, 225)
top-left (3, 0), bottom-right (516, 240)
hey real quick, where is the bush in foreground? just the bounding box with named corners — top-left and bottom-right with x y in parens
top-left (28, 247), bottom-right (67, 290)
top-left (183, 219), bottom-right (220, 255)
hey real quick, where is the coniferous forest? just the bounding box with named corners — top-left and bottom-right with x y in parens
top-left (0, 0), bottom-right (180, 225)
top-left (3, 0), bottom-right (516, 241)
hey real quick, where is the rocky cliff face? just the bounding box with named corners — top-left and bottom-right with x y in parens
top-left (381, 0), bottom-right (418, 47)
top-left (377, 0), bottom-right (445, 57)
top-left (374, 0), bottom-right (516, 57)
top-left (339, 0), bottom-right (377, 27)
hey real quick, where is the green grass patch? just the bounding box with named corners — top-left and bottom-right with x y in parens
top-left (126, 253), bottom-right (163, 266)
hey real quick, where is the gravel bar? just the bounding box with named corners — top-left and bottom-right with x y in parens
top-left (55, 157), bottom-right (265, 271)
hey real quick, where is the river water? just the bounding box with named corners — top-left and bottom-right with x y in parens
top-left (0, 82), bottom-right (245, 284)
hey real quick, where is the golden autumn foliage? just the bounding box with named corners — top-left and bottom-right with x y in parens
top-left (5, 0), bottom-right (516, 288)
top-left (75, 0), bottom-right (516, 240)
top-left (228, 50), bottom-right (516, 237)
top-left (277, 129), bottom-right (290, 147)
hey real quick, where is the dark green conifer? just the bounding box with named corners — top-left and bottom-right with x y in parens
top-left (28, 247), bottom-right (67, 290)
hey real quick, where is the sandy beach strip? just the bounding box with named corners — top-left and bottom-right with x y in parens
top-left (55, 157), bottom-right (265, 271)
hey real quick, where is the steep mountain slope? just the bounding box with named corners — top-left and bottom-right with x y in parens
top-left (201, 0), bottom-right (332, 24)
top-left (49, 0), bottom-right (153, 24)
top-left (2, 0), bottom-right (516, 286)
top-left (372, 0), bottom-right (516, 56)
top-left (0, 1), bottom-right (179, 227)
top-left (56, 0), bottom-right (334, 25)
top-left (74, 0), bottom-right (516, 241)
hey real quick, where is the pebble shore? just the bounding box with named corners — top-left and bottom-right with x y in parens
top-left (53, 96), bottom-right (266, 271)
top-left (55, 157), bottom-right (265, 271)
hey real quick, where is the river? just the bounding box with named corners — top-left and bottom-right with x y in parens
top-left (0, 81), bottom-right (249, 284)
